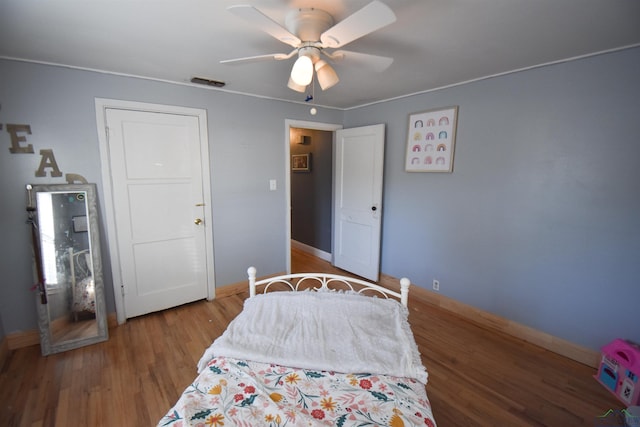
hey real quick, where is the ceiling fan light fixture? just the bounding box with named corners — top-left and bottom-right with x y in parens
top-left (222, 3), bottom-right (397, 95)
top-left (287, 76), bottom-right (307, 93)
top-left (314, 60), bottom-right (339, 90)
top-left (290, 55), bottom-right (313, 86)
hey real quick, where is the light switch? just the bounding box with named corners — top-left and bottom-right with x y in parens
top-left (269, 179), bottom-right (277, 191)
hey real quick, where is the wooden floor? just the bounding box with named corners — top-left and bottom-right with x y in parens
top-left (0, 249), bottom-right (622, 426)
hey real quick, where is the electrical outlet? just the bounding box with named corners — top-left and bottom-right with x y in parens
top-left (432, 279), bottom-right (440, 291)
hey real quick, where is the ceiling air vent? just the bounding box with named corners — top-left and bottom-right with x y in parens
top-left (190, 77), bottom-right (226, 87)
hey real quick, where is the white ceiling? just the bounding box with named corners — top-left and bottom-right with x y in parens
top-left (1, 0), bottom-right (639, 109)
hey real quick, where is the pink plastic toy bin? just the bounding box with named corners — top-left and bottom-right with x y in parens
top-left (595, 339), bottom-right (640, 405)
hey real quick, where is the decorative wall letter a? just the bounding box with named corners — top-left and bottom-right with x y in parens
top-left (35, 149), bottom-right (63, 178)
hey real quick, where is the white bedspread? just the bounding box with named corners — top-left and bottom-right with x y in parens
top-left (198, 290), bottom-right (428, 384)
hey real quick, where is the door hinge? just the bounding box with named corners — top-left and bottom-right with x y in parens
top-left (120, 283), bottom-right (125, 297)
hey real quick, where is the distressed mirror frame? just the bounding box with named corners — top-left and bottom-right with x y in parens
top-left (30, 183), bottom-right (109, 355)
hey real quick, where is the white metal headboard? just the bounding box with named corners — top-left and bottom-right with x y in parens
top-left (247, 267), bottom-right (410, 307)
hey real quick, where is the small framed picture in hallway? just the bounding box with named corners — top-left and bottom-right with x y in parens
top-left (292, 153), bottom-right (311, 172)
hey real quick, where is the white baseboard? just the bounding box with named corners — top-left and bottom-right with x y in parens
top-left (291, 240), bottom-right (332, 262)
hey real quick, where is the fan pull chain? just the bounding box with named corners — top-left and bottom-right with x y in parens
top-left (309, 75), bottom-right (317, 115)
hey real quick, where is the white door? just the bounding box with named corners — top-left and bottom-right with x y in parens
top-left (100, 105), bottom-right (213, 320)
top-left (333, 124), bottom-right (385, 281)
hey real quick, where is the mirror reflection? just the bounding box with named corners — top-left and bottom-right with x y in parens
top-left (28, 184), bottom-right (108, 355)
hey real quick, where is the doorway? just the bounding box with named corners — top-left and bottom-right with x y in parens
top-left (285, 120), bottom-right (386, 281)
top-left (285, 120), bottom-right (342, 273)
top-left (289, 127), bottom-right (334, 262)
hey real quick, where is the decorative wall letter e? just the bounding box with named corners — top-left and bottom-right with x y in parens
top-left (7, 124), bottom-right (34, 154)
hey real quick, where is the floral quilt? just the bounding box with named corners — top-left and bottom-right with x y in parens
top-left (158, 356), bottom-right (436, 427)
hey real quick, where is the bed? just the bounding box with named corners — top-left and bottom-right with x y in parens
top-left (158, 267), bottom-right (436, 427)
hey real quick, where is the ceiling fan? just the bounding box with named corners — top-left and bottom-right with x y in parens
top-left (221, 1), bottom-right (396, 93)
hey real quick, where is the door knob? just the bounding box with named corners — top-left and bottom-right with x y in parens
top-left (194, 218), bottom-right (203, 225)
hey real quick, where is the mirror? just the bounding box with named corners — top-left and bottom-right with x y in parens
top-left (27, 183), bottom-right (108, 355)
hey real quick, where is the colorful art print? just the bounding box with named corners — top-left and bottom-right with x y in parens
top-left (405, 106), bottom-right (459, 173)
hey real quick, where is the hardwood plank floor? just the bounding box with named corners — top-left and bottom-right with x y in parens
top-left (0, 249), bottom-right (623, 426)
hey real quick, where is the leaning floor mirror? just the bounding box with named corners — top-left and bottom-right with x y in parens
top-left (27, 183), bottom-right (108, 355)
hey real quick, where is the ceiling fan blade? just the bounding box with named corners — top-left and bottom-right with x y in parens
top-left (220, 51), bottom-right (295, 64)
top-left (328, 50), bottom-right (394, 72)
top-left (221, 49), bottom-right (297, 64)
top-left (320, 1), bottom-right (396, 48)
top-left (227, 5), bottom-right (301, 48)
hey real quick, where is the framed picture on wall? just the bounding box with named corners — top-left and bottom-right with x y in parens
top-left (292, 153), bottom-right (311, 172)
top-left (405, 106), bottom-right (459, 172)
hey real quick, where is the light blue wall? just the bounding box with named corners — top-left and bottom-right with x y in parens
top-left (345, 47), bottom-right (640, 351)
top-left (1, 47), bottom-right (638, 352)
top-left (0, 58), bottom-right (343, 334)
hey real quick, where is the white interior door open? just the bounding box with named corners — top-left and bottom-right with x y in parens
top-left (97, 101), bottom-right (214, 321)
top-left (333, 124), bottom-right (385, 281)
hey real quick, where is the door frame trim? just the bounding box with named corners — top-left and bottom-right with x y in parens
top-left (284, 119), bottom-right (342, 273)
top-left (95, 98), bottom-right (214, 324)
